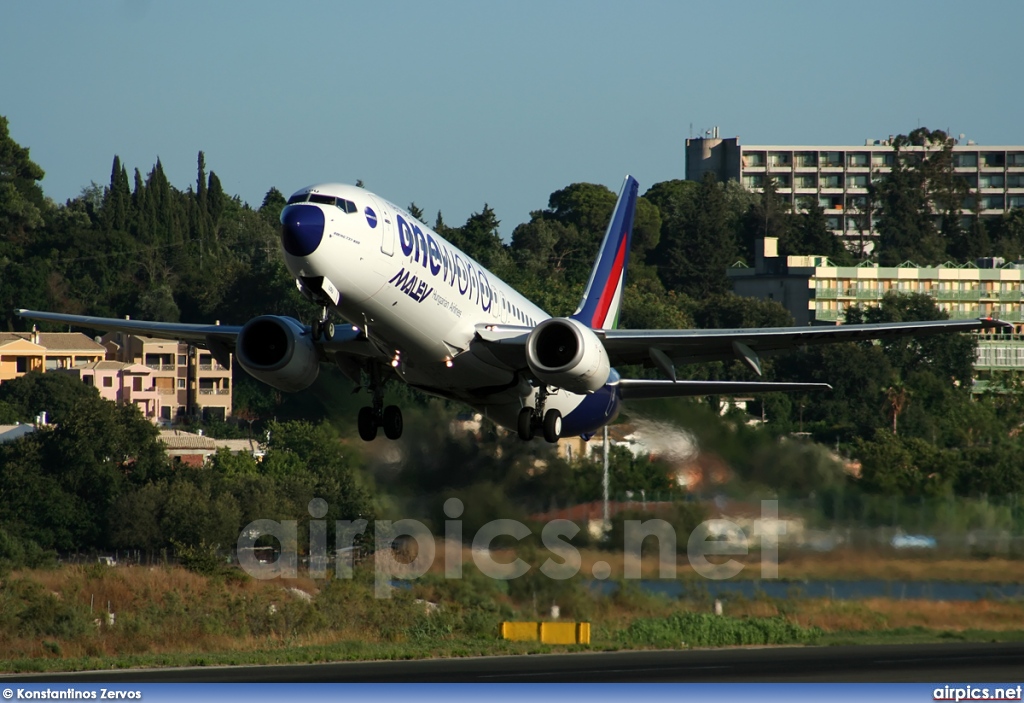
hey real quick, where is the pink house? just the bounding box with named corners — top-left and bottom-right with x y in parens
top-left (60, 361), bottom-right (163, 423)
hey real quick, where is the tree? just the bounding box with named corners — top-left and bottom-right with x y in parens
top-left (785, 201), bottom-right (851, 263)
top-left (0, 373), bottom-right (168, 550)
top-left (259, 187), bottom-right (287, 225)
top-left (406, 202), bottom-right (425, 222)
top-left (449, 204), bottom-right (510, 274)
top-left (992, 209), bottom-right (1024, 260)
top-left (650, 173), bottom-right (738, 298)
top-left (872, 134), bottom-right (947, 265)
top-left (884, 382), bottom-right (910, 434)
top-left (738, 175), bottom-right (790, 263)
top-left (100, 155), bottom-right (131, 232)
top-left (0, 116), bottom-right (48, 330)
top-left (846, 292), bottom-right (977, 386)
top-left (0, 115), bottom-right (46, 244)
top-left (0, 371), bottom-right (102, 424)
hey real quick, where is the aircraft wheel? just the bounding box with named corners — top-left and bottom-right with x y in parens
top-left (543, 409), bottom-right (562, 444)
top-left (323, 321), bottom-right (334, 341)
top-left (382, 405), bottom-right (403, 440)
top-left (357, 406), bottom-right (378, 441)
top-left (517, 407), bottom-right (534, 441)
top-left (312, 320), bottom-right (322, 340)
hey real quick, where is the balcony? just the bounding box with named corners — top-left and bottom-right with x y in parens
top-left (999, 291), bottom-right (1022, 302)
top-left (145, 363), bottom-right (175, 371)
top-left (815, 288), bottom-right (839, 299)
top-left (814, 310), bottom-right (840, 321)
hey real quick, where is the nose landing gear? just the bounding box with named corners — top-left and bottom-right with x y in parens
top-left (311, 306), bottom-right (335, 341)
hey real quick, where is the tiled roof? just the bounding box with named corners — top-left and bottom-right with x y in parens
top-left (158, 430), bottom-right (217, 450)
top-left (0, 332), bottom-right (105, 352)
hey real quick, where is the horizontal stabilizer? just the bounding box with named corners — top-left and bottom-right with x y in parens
top-left (617, 379), bottom-right (832, 400)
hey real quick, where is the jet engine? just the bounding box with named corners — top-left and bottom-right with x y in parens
top-left (525, 317), bottom-right (610, 394)
top-left (235, 315), bottom-right (320, 392)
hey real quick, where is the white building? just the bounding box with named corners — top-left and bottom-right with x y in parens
top-left (687, 132), bottom-right (1024, 253)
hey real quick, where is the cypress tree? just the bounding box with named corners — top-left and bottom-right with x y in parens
top-left (207, 170), bottom-right (225, 233)
top-left (131, 168), bottom-right (146, 238)
top-left (102, 155), bottom-right (131, 232)
top-left (195, 151), bottom-right (210, 242)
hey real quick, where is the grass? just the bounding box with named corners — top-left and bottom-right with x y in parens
top-left (2, 555), bottom-right (1024, 674)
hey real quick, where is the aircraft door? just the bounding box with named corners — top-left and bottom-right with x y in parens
top-left (370, 196), bottom-right (395, 256)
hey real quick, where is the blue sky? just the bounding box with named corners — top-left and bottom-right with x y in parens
top-left (2, 0), bottom-right (1022, 238)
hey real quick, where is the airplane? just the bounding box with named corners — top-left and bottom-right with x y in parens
top-left (18, 176), bottom-right (1010, 444)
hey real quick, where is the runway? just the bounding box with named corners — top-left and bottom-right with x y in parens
top-left (6, 643), bottom-right (1024, 682)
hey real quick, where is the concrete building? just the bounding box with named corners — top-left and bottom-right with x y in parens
top-left (686, 132), bottom-right (1024, 253)
top-left (728, 238), bottom-right (1024, 379)
top-left (0, 331), bottom-right (106, 382)
top-left (102, 332), bottom-right (232, 423)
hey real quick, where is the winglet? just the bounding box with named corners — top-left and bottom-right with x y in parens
top-left (571, 175), bottom-right (639, 330)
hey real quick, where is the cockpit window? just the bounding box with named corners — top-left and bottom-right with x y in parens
top-left (287, 193), bottom-right (309, 204)
top-left (308, 194), bottom-right (357, 213)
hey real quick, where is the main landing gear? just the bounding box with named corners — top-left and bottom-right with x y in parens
top-left (357, 365), bottom-right (403, 441)
top-left (311, 306), bottom-right (335, 341)
top-left (517, 387), bottom-right (562, 444)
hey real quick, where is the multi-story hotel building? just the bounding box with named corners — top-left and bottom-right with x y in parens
top-left (728, 238), bottom-right (1024, 378)
top-left (686, 132), bottom-right (1024, 253)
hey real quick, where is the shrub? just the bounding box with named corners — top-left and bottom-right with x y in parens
top-left (618, 611), bottom-right (821, 648)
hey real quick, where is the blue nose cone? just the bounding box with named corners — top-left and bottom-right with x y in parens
top-left (281, 204), bottom-right (325, 257)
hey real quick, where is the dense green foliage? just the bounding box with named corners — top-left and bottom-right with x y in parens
top-left (0, 373), bottom-right (374, 558)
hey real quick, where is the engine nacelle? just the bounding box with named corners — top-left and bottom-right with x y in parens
top-left (525, 317), bottom-right (610, 394)
top-left (235, 315), bottom-right (320, 393)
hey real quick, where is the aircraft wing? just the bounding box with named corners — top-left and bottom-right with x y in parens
top-left (14, 309), bottom-right (375, 367)
top-left (599, 317), bottom-right (1009, 371)
top-left (16, 309), bottom-right (244, 345)
top-left (474, 317), bottom-right (1010, 377)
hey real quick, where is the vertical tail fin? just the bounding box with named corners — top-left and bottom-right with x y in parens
top-left (570, 175), bottom-right (639, 330)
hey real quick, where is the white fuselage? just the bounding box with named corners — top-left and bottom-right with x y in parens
top-left (280, 183), bottom-right (613, 435)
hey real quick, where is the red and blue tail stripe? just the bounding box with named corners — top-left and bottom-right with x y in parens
top-left (571, 175), bottom-right (639, 330)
